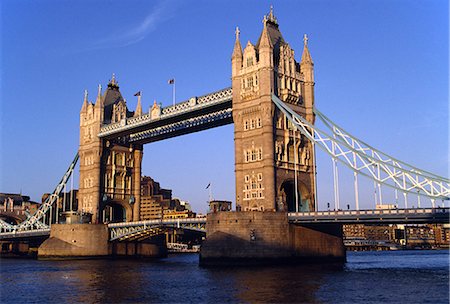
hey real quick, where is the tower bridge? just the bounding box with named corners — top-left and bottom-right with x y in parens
top-left (1, 7), bottom-right (448, 262)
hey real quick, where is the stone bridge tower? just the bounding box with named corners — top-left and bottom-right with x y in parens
top-left (78, 75), bottom-right (143, 223)
top-left (232, 8), bottom-right (316, 212)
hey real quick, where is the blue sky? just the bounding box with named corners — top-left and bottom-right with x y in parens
top-left (1, 0), bottom-right (448, 213)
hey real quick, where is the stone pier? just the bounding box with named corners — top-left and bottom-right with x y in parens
top-left (200, 211), bottom-right (346, 266)
top-left (38, 224), bottom-right (166, 259)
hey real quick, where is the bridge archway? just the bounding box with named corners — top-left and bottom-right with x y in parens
top-left (101, 202), bottom-right (131, 223)
top-left (279, 180), bottom-right (311, 212)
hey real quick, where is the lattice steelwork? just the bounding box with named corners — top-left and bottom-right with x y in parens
top-left (99, 87), bottom-right (233, 139)
top-left (108, 218), bottom-right (206, 241)
top-left (129, 108), bottom-right (232, 143)
top-left (272, 94), bottom-right (450, 207)
top-left (0, 154), bottom-right (79, 236)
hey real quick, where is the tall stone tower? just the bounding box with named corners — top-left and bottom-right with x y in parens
top-left (78, 75), bottom-right (143, 223)
top-left (232, 8), bottom-right (316, 212)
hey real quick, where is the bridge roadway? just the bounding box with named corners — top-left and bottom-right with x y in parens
top-left (1, 208), bottom-right (448, 241)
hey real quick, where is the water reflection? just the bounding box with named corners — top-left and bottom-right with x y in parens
top-left (1, 251), bottom-right (448, 304)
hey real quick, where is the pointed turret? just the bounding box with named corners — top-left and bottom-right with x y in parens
top-left (81, 89), bottom-right (88, 112)
top-left (301, 34), bottom-right (314, 83)
top-left (134, 92), bottom-right (143, 117)
top-left (94, 84), bottom-right (103, 108)
top-left (232, 26), bottom-right (243, 59)
top-left (258, 16), bottom-right (274, 69)
top-left (232, 26), bottom-right (243, 77)
top-left (259, 19), bottom-right (273, 49)
top-left (96, 84), bottom-right (102, 103)
top-left (300, 34), bottom-right (315, 123)
top-left (301, 34), bottom-right (313, 65)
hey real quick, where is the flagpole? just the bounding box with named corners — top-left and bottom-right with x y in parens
top-left (209, 183), bottom-right (212, 203)
top-left (173, 78), bottom-right (176, 106)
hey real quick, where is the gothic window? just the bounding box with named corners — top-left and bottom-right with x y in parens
top-left (257, 117), bottom-right (262, 128)
top-left (247, 57), bottom-right (254, 67)
top-left (251, 150), bottom-right (257, 161)
top-left (250, 119), bottom-right (256, 129)
top-left (251, 180), bottom-right (257, 189)
top-left (255, 74), bottom-right (258, 86)
top-left (245, 175), bottom-right (249, 182)
top-left (244, 120), bottom-right (249, 130)
top-left (247, 77), bottom-right (254, 88)
top-left (288, 142), bottom-right (295, 163)
top-left (245, 147), bottom-right (263, 163)
top-left (243, 172), bottom-right (264, 201)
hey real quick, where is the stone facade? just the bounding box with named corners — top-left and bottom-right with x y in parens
top-left (232, 8), bottom-right (316, 213)
top-left (78, 76), bottom-right (143, 223)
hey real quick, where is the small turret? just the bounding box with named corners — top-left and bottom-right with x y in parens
top-left (300, 34), bottom-right (313, 66)
top-left (134, 92), bottom-right (143, 117)
top-left (81, 89), bottom-right (88, 112)
top-left (96, 84), bottom-right (102, 103)
top-left (232, 26), bottom-right (243, 76)
top-left (300, 34), bottom-right (315, 123)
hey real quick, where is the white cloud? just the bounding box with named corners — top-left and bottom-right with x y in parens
top-left (90, 1), bottom-right (173, 50)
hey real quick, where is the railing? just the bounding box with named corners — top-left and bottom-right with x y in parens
top-left (108, 218), bottom-right (206, 241)
top-left (288, 207), bottom-right (450, 224)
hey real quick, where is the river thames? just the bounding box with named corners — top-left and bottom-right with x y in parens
top-left (1, 250), bottom-right (448, 303)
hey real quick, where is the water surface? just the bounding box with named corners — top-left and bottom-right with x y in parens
top-left (1, 250), bottom-right (448, 303)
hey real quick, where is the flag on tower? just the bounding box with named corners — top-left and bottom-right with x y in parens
top-left (205, 183), bottom-right (211, 189)
top-left (168, 78), bottom-right (175, 84)
top-left (134, 91), bottom-right (141, 96)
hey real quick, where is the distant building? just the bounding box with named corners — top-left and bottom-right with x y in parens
top-left (0, 193), bottom-right (40, 224)
top-left (140, 176), bottom-right (172, 220)
top-left (41, 190), bottom-right (78, 212)
top-left (139, 176), bottom-right (196, 220)
top-left (209, 200), bottom-right (232, 213)
top-left (343, 223), bottom-right (450, 250)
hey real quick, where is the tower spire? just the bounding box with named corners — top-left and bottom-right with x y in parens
top-left (81, 89), bottom-right (88, 112)
top-left (108, 73), bottom-right (119, 89)
top-left (259, 17), bottom-right (273, 49)
top-left (134, 91), bottom-right (143, 117)
top-left (96, 84), bottom-right (102, 102)
top-left (232, 26), bottom-right (243, 58)
top-left (301, 34), bottom-right (313, 64)
top-left (264, 5), bottom-right (278, 25)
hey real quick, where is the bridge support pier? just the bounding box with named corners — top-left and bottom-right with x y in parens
top-left (38, 224), bottom-right (110, 259)
top-left (37, 224), bottom-right (167, 259)
top-left (200, 212), bottom-right (345, 266)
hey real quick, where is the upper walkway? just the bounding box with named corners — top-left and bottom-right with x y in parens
top-left (98, 87), bottom-right (232, 144)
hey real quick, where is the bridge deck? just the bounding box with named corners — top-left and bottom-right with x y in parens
top-left (288, 208), bottom-right (450, 224)
top-left (2, 208), bottom-right (448, 241)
